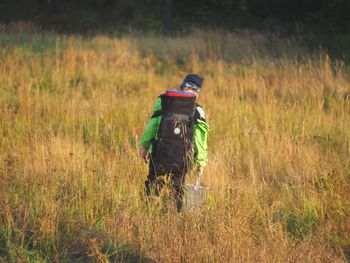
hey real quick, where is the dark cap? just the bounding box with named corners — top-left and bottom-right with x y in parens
top-left (180, 74), bottom-right (204, 93)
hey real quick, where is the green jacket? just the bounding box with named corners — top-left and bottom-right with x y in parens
top-left (140, 97), bottom-right (209, 167)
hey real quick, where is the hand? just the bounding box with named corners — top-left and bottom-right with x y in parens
top-left (140, 146), bottom-right (149, 163)
top-left (197, 166), bottom-right (204, 177)
top-left (194, 166), bottom-right (204, 190)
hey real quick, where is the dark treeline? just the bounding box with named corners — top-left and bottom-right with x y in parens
top-left (0, 0), bottom-right (349, 33)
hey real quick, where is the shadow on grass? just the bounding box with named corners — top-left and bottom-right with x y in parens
top-left (1, 224), bottom-right (157, 262)
top-left (105, 242), bottom-right (157, 263)
top-left (62, 242), bottom-right (157, 263)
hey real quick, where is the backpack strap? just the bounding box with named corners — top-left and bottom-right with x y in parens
top-left (194, 104), bottom-right (206, 124)
top-left (151, 110), bottom-right (162, 118)
top-left (162, 113), bottom-right (190, 121)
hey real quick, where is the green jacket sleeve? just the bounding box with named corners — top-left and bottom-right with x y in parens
top-left (139, 97), bottom-right (161, 150)
top-left (194, 119), bottom-right (209, 167)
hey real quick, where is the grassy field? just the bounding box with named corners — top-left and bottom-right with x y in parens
top-left (0, 23), bottom-right (350, 262)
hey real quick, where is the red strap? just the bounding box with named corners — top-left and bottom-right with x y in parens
top-left (165, 91), bottom-right (195, 97)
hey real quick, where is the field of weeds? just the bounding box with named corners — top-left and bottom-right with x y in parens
top-left (0, 24), bottom-right (350, 262)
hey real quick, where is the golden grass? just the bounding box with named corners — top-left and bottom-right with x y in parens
top-left (0, 24), bottom-right (349, 262)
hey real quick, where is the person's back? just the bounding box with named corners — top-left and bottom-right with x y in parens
top-left (140, 74), bottom-right (209, 211)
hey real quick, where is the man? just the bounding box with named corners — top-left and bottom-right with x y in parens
top-left (139, 74), bottom-right (209, 210)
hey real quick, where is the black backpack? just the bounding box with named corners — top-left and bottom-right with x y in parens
top-left (151, 93), bottom-right (196, 176)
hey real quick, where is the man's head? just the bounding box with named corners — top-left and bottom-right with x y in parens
top-left (180, 74), bottom-right (204, 96)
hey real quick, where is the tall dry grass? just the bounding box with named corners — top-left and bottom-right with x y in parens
top-left (0, 23), bottom-right (349, 262)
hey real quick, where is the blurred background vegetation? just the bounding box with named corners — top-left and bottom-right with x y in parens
top-left (1, 0), bottom-right (350, 60)
top-left (0, 0), bottom-right (348, 33)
